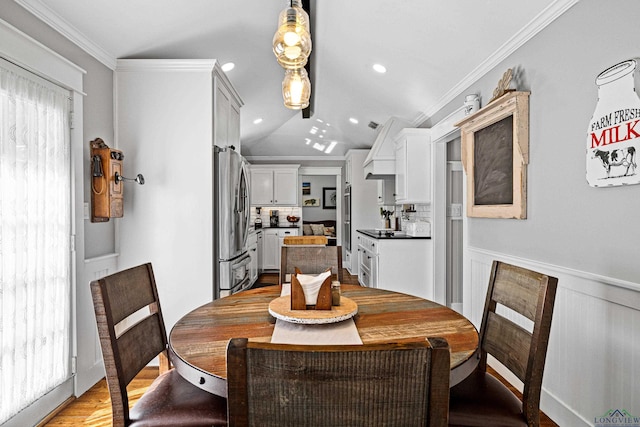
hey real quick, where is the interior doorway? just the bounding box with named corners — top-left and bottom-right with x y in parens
top-left (298, 167), bottom-right (342, 244)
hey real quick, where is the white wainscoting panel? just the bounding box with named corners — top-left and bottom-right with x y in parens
top-left (465, 248), bottom-right (640, 427)
top-left (76, 254), bottom-right (118, 394)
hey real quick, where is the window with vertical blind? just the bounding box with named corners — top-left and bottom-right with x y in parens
top-left (0, 58), bottom-right (72, 424)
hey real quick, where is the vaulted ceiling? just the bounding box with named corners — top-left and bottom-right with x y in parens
top-left (15, 0), bottom-right (576, 157)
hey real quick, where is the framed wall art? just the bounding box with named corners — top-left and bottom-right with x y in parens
top-left (302, 196), bottom-right (320, 207)
top-left (455, 91), bottom-right (530, 219)
top-left (302, 181), bottom-right (311, 195)
top-left (322, 187), bottom-right (337, 209)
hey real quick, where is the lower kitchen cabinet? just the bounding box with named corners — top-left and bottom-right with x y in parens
top-left (261, 228), bottom-right (299, 270)
top-left (357, 232), bottom-right (433, 300)
top-left (247, 229), bottom-right (260, 285)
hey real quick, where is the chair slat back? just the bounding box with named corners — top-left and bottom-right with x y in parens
top-left (492, 263), bottom-right (545, 321)
top-left (117, 313), bottom-right (166, 384)
top-left (90, 263), bottom-right (169, 426)
top-left (99, 263), bottom-right (159, 325)
top-left (483, 312), bottom-right (531, 381)
top-left (280, 245), bottom-right (343, 285)
top-left (227, 338), bottom-right (450, 427)
top-left (479, 261), bottom-right (558, 423)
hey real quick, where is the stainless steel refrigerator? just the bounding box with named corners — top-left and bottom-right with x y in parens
top-left (214, 146), bottom-right (251, 298)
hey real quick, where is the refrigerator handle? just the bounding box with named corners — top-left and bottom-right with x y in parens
top-left (239, 162), bottom-right (251, 246)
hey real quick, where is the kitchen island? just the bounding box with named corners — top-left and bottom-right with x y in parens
top-left (357, 230), bottom-right (433, 299)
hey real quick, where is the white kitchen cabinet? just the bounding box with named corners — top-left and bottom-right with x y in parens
top-left (115, 59), bottom-right (242, 328)
top-left (250, 169), bottom-right (274, 206)
top-left (262, 229), bottom-right (279, 270)
top-left (214, 78), bottom-right (241, 151)
top-left (357, 231), bottom-right (433, 300)
top-left (256, 229), bottom-right (263, 276)
top-left (377, 178), bottom-right (395, 206)
top-left (394, 128), bottom-right (432, 204)
top-left (250, 166), bottom-right (299, 206)
top-left (261, 228), bottom-right (299, 270)
top-left (247, 229), bottom-right (259, 285)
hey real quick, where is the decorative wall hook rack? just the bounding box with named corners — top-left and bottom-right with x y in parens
top-left (115, 172), bottom-right (145, 185)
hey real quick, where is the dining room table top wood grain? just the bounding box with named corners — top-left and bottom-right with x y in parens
top-left (168, 284), bottom-right (480, 397)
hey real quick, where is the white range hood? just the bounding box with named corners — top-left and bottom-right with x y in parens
top-left (363, 116), bottom-right (411, 179)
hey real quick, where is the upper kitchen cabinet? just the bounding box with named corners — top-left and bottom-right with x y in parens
top-left (213, 75), bottom-right (242, 151)
top-left (377, 179), bottom-right (395, 206)
top-left (114, 59), bottom-right (242, 327)
top-left (394, 128), bottom-right (432, 204)
top-left (250, 165), bottom-right (299, 206)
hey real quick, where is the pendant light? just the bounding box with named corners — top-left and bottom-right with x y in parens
top-left (272, 0), bottom-right (312, 69)
top-left (282, 67), bottom-right (311, 110)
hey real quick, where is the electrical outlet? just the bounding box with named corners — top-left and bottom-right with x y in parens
top-left (83, 202), bottom-right (89, 220)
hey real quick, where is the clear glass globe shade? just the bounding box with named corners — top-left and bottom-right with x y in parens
top-left (272, 3), bottom-right (312, 69)
top-left (282, 68), bottom-right (311, 110)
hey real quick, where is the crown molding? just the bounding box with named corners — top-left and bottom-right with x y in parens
top-left (115, 59), bottom-right (219, 72)
top-left (412, 0), bottom-right (580, 126)
top-left (245, 155), bottom-right (346, 162)
top-left (15, 0), bottom-right (117, 70)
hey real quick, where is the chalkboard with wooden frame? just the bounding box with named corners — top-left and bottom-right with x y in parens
top-left (455, 91), bottom-right (530, 219)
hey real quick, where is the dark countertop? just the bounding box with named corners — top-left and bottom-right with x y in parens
top-left (255, 225), bottom-right (301, 229)
top-left (357, 229), bottom-right (431, 240)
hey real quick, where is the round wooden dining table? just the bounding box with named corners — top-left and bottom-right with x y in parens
top-left (169, 284), bottom-right (479, 398)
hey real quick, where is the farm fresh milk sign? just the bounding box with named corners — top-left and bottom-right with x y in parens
top-left (587, 59), bottom-right (639, 187)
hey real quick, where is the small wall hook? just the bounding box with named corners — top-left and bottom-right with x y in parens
top-left (115, 172), bottom-right (145, 185)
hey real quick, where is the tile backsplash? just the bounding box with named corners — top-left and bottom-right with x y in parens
top-left (250, 206), bottom-right (302, 227)
top-left (396, 203), bottom-right (431, 230)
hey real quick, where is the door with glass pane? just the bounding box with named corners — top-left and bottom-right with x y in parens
top-left (0, 58), bottom-right (73, 424)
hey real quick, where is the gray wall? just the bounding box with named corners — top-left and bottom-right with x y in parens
top-left (0, 0), bottom-right (115, 258)
top-left (427, 0), bottom-right (640, 283)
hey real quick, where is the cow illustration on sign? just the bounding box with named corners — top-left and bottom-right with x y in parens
top-left (592, 147), bottom-right (637, 179)
top-left (587, 59), bottom-right (640, 187)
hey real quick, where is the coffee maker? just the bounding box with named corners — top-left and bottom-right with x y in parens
top-left (269, 210), bottom-right (279, 227)
top-left (254, 207), bottom-right (262, 228)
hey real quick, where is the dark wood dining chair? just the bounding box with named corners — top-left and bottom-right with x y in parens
top-left (280, 245), bottom-right (343, 285)
top-left (90, 263), bottom-right (227, 427)
top-left (448, 260), bottom-right (558, 427)
top-left (227, 337), bottom-right (451, 427)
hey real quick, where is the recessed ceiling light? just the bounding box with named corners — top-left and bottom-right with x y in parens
top-left (349, 117), bottom-right (359, 124)
top-left (221, 62), bottom-right (235, 72)
top-left (305, 138), bottom-right (311, 145)
top-left (253, 118), bottom-right (263, 124)
top-left (372, 63), bottom-right (387, 74)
